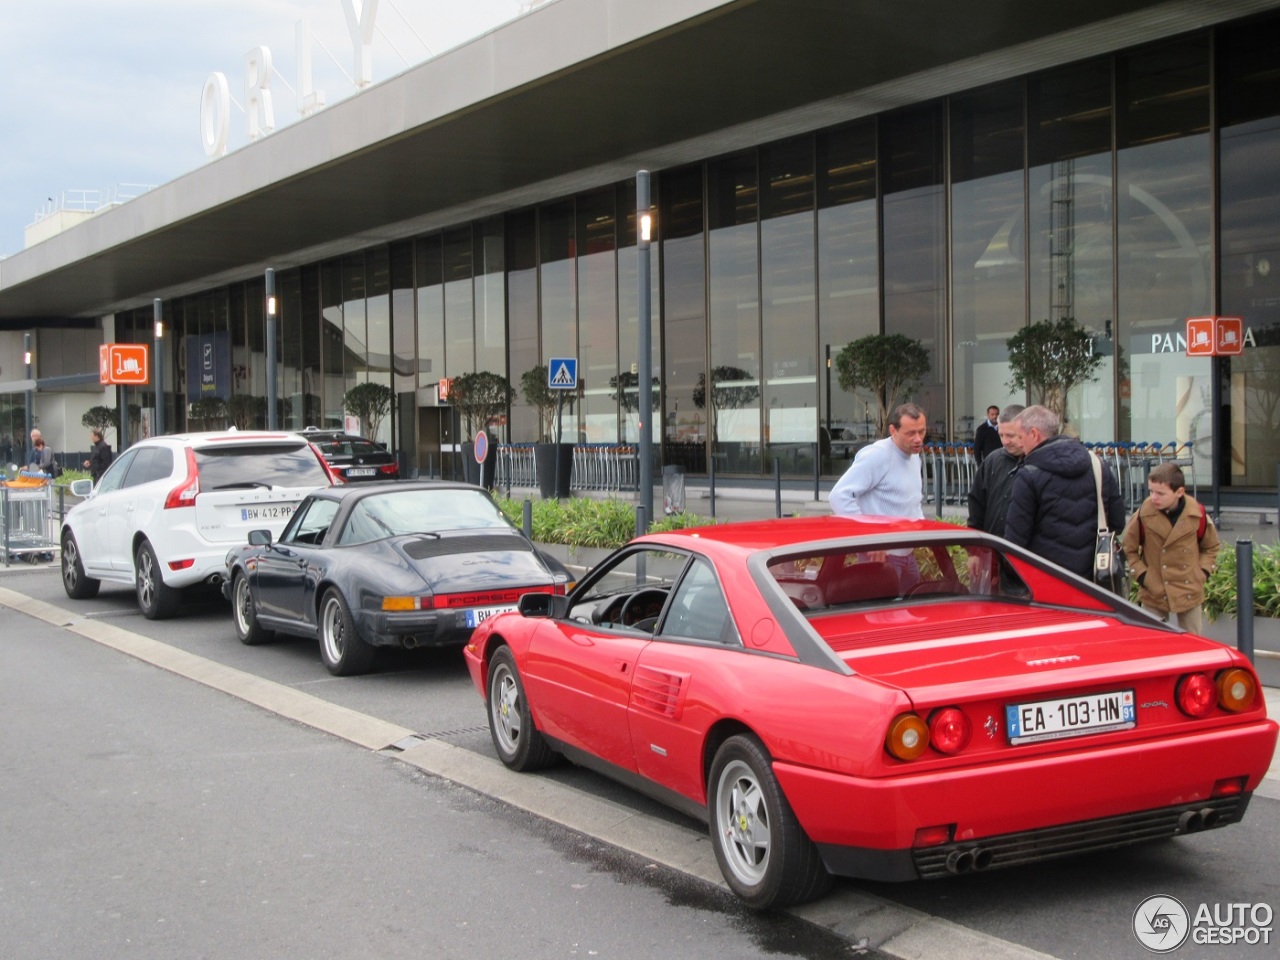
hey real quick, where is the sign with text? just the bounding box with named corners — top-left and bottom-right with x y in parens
top-left (99, 343), bottom-right (150, 385)
top-left (1186, 316), bottom-right (1244, 357)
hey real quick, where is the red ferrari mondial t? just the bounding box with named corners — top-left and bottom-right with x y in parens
top-left (465, 515), bottom-right (1277, 909)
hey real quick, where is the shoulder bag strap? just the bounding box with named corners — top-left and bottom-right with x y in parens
top-left (1091, 454), bottom-right (1106, 533)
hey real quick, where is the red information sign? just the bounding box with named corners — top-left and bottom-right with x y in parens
top-left (99, 343), bottom-right (150, 384)
top-left (1185, 317), bottom-right (1244, 357)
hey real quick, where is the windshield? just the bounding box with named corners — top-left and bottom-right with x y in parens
top-left (194, 443), bottom-right (330, 489)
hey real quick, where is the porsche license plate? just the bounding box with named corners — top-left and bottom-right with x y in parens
top-left (240, 503), bottom-right (297, 521)
top-left (464, 605), bottom-right (517, 628)
top-left (1006, 689), bottom-right (1135, 745)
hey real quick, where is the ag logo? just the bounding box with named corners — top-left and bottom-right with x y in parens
top-left (1133, 895), bottom-right (1190, 953)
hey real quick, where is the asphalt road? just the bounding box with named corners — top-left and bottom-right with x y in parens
top-left (3, 562), bottom-right (1278, 959)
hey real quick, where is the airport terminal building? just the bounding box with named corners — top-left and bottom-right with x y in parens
top-left (2, 0), bottom-right (1279, 499)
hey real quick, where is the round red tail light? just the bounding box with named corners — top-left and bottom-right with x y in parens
top-left (1177, 672), bottom-right (1216, 717)
top-left (928, 707), bottom-right (972, 754)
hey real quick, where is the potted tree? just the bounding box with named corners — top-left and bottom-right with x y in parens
top-left (1005, 317), bottom-right (1102, 429)
top-left (522, 365), bottom-right (576, 498)
top-left (343, 381), bottom-right (394, 441)
top-left (227, 393), bottom-right (267, 430)
top-left (448, 371), bottom-right (513, 489)
top-left (834, 334), bottom-right (930, 439)
top-left (188, 397), bottom-right (227, 431)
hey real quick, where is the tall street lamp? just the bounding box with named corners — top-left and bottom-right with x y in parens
top-left (153, 299), bottom-right (165, 436)
top-left (637, 170), bottom-right (655, 527)
top-left (23, 332), bottom-right (33, 452)
top-left (265, 268), bottom-right (278, 430)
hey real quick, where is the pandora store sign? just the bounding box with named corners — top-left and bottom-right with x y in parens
top-left (199, 0), bottom-right (379, 158)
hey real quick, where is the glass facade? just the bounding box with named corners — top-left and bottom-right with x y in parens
top-left (106, 13), bottom-right (1280, 494)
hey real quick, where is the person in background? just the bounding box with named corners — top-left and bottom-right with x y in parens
top-left (1003, 405), bottom-right (1125, 581)
top-left (28, 429), bottom-right (55, 474)
top-left (829, 402), bottom-right (927, 519)
top-left (972, 405), bottom-right (1002, 464)
top-left (1122, 462), bottom-right (1220, 634)
top-left (965, 404), bottom-right (1026, 587)
top-left (84, 428), bottom-right (114, 483)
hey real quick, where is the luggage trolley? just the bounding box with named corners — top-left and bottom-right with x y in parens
top-left (2, 471), bottom-right (59, 565)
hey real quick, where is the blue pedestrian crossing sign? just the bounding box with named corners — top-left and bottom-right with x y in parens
top-left (548, 357), bottom-right (578, 390)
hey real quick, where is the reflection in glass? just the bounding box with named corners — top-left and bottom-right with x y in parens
top-left (578, 188), bottom-right (618, 441)
top-left (660, 165), bottom-right (707, 471)
top-left (506, 211), bottom-right (539, 442)
top-left (444, 227), bottom-right (475, 378)
top-left (707, 153), bottom-right (761, 473)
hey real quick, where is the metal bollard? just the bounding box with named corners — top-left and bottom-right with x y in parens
top-left (522, 498), bottom-right (533, 540)
top-left (813, 441), bottom-right (820, 504)
top-left (709, 454), bottom-right (716, 519)
top-left (635, 503), bottom-right (648, 538)
top-left (774, 457), bottom-right (782, 518)
top-left (1236, 539), bottom-right (1255, 663)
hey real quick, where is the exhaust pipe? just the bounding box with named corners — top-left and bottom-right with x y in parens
top-left (1177, 810), bottom-right (1204, 833)
top-left (1199, 807), bottom-right (1219, 829)
top-left (945, 850), bottom-right (975, 875)
top-left (972, 848), bottom-right (993, 871)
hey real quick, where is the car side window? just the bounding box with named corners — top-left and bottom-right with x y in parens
top-left (283, 499), bottom-right (340, 546)
top-left (658, 557), bottom-right (740, 645)
top-left (121, 447), bottom-right (175, 489)
top-left (94, 449), bottom-right (138, 494)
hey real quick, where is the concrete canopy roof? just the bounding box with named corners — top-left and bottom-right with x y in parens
top-left (2, 0), bottom-right (1275, 322)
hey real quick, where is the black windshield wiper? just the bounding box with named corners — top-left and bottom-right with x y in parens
top-left (212, 481), bottom-right (272, 490)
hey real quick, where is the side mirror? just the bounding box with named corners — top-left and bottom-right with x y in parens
top-left (70, 478), bottom-right (94, 498)
top-left (519, 592), bottom-right (568, 619)
top-left (248, 529), bottom-right (273, 546)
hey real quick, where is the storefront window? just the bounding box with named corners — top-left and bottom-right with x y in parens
top-left (817, 121), bottom-right (878, 463)
top-left (506, 212), bottom-right (539, 441)
top-left (760, 138), bottom-right (817, 476)
top-left (443, 227), bottom-right (474, 378)
top-left (474, 217), bottom-right (506, 387)
top-left (881, 104), bottom-right (946, 437)
top-left (707, 152), bottom-right (761, 473)
top-left (1116, 38), bottom-right (1211, 467)
top-left (660, 165), bottom-right (707, 470)
top-left (951, 81), bottom-right (1026, 441)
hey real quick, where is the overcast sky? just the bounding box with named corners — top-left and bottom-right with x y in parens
top-left (0, 0), bottom-right (527, 257)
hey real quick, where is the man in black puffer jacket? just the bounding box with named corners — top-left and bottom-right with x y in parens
top-left (1003, 405), bottom-right (1125, 581)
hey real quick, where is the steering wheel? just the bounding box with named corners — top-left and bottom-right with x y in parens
top-left (620, 588), bottom-right (668, 627)
top-left (591, 595), bottom-right (627, 626)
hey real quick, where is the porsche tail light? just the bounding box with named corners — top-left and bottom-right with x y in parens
top-left (1216, 668), bottom-right (1256, 712)
top-left (1176, 672), bottom-right (1216, 717)
top-left (928, 707), bottom-right (972, 755)
top-left (382, 596), bottom-right (429, 611)
top-left (886, 713), bottom-right (929, 761)
top-left (164, 447), bottom-right (200, 509)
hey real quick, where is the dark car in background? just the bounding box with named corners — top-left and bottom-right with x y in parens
top-left (298, 428), bottom-right (399, 482)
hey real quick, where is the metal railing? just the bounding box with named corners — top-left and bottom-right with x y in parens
top-left (494, 443), bottom-right (640, 494)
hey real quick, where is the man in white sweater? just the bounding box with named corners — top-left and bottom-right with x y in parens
top-left (829, 402), bottom-right (927, 518)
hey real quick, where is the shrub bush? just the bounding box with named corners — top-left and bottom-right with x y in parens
top-left (497, 496), bottom-right (718, 549)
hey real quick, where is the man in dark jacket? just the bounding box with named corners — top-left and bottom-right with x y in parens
top-left (972, 405), bottom-right (1002, 464)
top-left (1003, 405), bottom-right (1125, 581)
top-left (966, 404), bottom-right (1025, 537)
top-left (83, 428), bottom-right (114, 483)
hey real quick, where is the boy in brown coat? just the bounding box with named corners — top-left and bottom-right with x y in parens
top-left (1122, 463), bottom-right (1221, 634)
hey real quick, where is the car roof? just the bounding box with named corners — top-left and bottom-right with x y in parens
top-left (307, 479), bottom-right (488, 502)
top-left (134, 430), bottom-right (315, 447)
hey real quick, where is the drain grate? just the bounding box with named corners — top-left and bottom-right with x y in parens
top-left (385, 725), bottom-right (489, 752)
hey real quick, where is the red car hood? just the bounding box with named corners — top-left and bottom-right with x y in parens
top-left (822, 603), bottom-right (1242, 703)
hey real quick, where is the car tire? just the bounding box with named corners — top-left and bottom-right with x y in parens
top-left (232, 572), bottom-right (272, 646)
top-left (318, 587), bottom-right (376, 676)
top-left (61, 532), bottom-right (100, 600)
top-left (708, 735), bottom-right (831, 909)
top-left (487, 646), bottom-right (557, 772)
top-left (135, 541), bottom-right (180, 620)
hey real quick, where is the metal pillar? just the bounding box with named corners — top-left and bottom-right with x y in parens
top-left (153, 299), bottom-right (165, 435)
top-left (265, 268), bottom-right (278, 430)
top-left (637, 170), bottom-right (654, 527)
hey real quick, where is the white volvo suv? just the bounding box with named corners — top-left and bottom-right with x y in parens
top-left (60, 430), bottom-right (336, 618)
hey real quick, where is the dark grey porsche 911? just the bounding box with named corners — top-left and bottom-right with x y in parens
top-left (223, 481), bottom-right (571, 675)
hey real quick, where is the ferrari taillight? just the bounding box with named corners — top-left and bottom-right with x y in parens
top-left (1217, 668), bottom-right (1256, 712)
top-left (928, 707), bottom-right (972, 755)
top-left (885, 713), bottom-right (929, 761)
top-left (1176, 672), bottom-right (1216, 717)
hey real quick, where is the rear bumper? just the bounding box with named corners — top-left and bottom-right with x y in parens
top-left (357, 609), bottom-right (472, 648)
top-left (774, 718), bottom-right (1277, 881)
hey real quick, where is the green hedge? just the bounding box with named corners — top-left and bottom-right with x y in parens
top-left (496, 496), bottom-right (718, 549)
